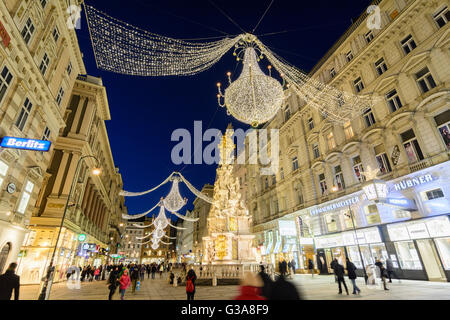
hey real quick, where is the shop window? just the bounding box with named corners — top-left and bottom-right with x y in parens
top-left (374, 144), bottom-right (392, 174)
top-left (21, 18), bottom-right (35, 45)
top-left (343, 212), bottom-right (354, 229)
top-left (375, 57), bottom-right (388, 76)
top-left (353, 77), bottom-right (364, 93)
top-left (393, 210), bottom-right (411, 219)
top-left (327, 132), bottom-right (336, 150)
top-left (318, 173), bottom-right (327, 195)
top-left (0, 160), bottom-right (8, 190)
top-left (352, 155), bottom-right (365, 182)
top-left (394, 241), bottom-right (422, 270)
top-left (434, 110), bottom-right (450, 150)
top-left (415, 67), bottom-right (436, 93)
top-left (365, 30), bottom-right (374, 43)
top-left (433, 6), bottom-right (450, 28)
top-left (363, 108), bottom-right (376, 127)
top-left (401, 35), bottom-right (417, 55)
top-left (325, 214), bottom-right (338, 232)
top-left (344, 121), bottom-right (354, 140)
top-left (400, 129), bottom-right (424, 163)
top-left (347, 246), bottom-right (362, 268)
top-left (0, 66), bottom-right (13, 103)
top-left (425, 188), bottom-right (444, 200)
top-left (364, 205), bottom-right (381, 224)
top-left (15, 98), bottom-right (33, 131)
top-left (17, 180), bottom-right (34, 214)
top-left (312, 143), bottom-right (320, 159)
top-left (435, 238), bottom-right (450, 270)
top-left (334, 165), bottom-right (345, 190)
top-left (386, 89), bottom-right (402, 113)
top-left (346, 51), bottom-right (353, 62)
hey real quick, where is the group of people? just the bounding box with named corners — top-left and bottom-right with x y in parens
top-left (277, 259), bottom-right (297, 278)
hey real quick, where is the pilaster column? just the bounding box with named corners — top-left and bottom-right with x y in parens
top-left (51, 151), bottom-right (71, 195)
top-left (79, 99), bottom-right (96, 137)
top-left (70, 96), bottom-right (87, 134)
top-left (61, 153), bottom-right (81, 196)
top-left (84, 185), bottom-right (95, 220)
top-left (81, 180), bottom-right (92, 211)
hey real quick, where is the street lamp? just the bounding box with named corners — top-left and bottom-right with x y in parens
top-left (38, 155), bottom-right (101, 300)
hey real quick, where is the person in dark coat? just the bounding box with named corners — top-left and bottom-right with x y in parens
top-left (130, 267), bottom-right (139, 293)
top-left (385, 258), bottom-right (400, 283)
top-left (0, 263), bottom-right (20, 300)
top-left (330, 258), bottom-right (338, 282)
top-left (258, 265), bottom-right (273, 299)
top-left (334, 261), bottom-right (349, 295)
top-left (186, 268), bottom-right (197, 300)
top-left (291, 259), bottom-right (296, 275)
top-left (346, 258), bottom-right (361, 295)
top-left (268, 274), bottom-right (301, 300)
top-left (151, 264), bottom-right (157, 279)
top-left (308, 258), bottom-right (314, 277)
top-left (146, 264), bottom-right (151, 279)
top-left (375, 258), bottom-right (389, 290)
top-left (107, 267), bottom-right (119, 300)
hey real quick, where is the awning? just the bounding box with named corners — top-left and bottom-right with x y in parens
top-left (273, 240), bottom-right (281, 254)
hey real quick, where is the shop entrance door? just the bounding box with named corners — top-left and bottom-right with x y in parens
top-left (325, 249), bottom-right (333, 273)
top-left (416, 239), bottom-right (446, 282)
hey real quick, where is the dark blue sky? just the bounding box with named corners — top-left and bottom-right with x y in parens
top-left (76, 0), bottom-right (372, 219)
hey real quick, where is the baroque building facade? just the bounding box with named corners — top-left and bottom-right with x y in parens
top-left (191, 184), bottom-right (213, 263)
top-left (0, 0), bottom-right (85, 274)
top-left (243, 0), bottom-right (450, 281)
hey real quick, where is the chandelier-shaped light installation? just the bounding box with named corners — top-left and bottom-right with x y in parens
top-left (84, 4), bottom-right (377, 124)
top-left (163, 177), bottom-right (187, 212)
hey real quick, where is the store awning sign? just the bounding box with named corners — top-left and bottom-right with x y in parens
top-left (1, 136), bottom-right (51, 152)
top-left (392, 174), bottom-right (434, 191)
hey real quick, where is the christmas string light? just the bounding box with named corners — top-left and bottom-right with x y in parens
top-left (163, 177), bottom-right (187, 212)
top-left (119, 172), bottom-right (175, 197)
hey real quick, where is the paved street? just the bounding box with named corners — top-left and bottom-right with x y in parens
top-left (19, 273), bottom-right (450, 300)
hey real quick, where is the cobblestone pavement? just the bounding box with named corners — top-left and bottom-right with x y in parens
top-left (18, 273), bottom-right (450, 300)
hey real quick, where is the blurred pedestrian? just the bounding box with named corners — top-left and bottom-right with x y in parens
top-left (107, 266), bottom-right (119, 300)
top-left (268, 274), bottom-right (300, 300)
top-left (346, 258), bottom-right (361, 295)
top-left (151, 264), bottom-right (156, 279)
top-left (386, 257), bottom-right (400, 283)
top-left (130, 267), bottom-right (139, 293)
top-left (139, 265), bottom-right (146, 282)
top-left (186, 267), bottom-right (197, 300)
top-left (159, 264), bottom-right (164, 278)
top-left (234, 272), bottom-right (266, 300)
top-left (0, 263), bottom-right (20, 300)
top-left (308, 258), bottom-right (314, 278)
top-left (375, 258), bottom-right (389, 291)
top-left (334, 260), bottom-right (349, 295)
top-left (258, 265), bottom-right (273, 299)
top-left (119, 269), bottom-right (131, 300)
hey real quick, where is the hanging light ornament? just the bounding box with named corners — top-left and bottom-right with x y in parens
top-left (153, 206), bottom-right (169, 229)
top-left (151, 243), bottom-right (159, 250)
top-left (163, 177), bottom-right (187, 212)
top-left (217, 35), bottom-right (285, 127)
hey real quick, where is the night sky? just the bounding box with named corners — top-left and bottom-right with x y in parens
top-left (75, 0), bottom-right (372, 219)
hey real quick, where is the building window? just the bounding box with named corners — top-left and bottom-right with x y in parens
top-left (374, 144), bottom-right (392, 174)
top-left (21, 18), bottom-right (35, 45)
top-left (42, 127), bottom-right (51, 141)
top-left (296, 183), bottom-right (304, 205)
top-left (346, 51), bottom-right (353, 62)
top-left (308, 117), bottom-right (314, 130)
top-left (40, 0), bottom-right (48, 8)
top-left (327, 132), bottom-right (336, 150)
top-left (280, 167), bottom-right (284, 180)
top-left (56, 87), bottom-right (65, 106)
top-left (318, 173), bottom-right (327, 195)
top-left (375, 57), bottom-right (388, 76)
top-left (67, 61), bottom-right (73, 76)
top-left (334, 165), bottom-right (345, 190)
top-left (401, 35), bottom-right (417, 55)
top-left (330, 68), bottom-right (336, 78)
top-left (0, 66), bottom-right (13, 103)
top-left (271, 174), bottom-right (276, 185)
top-left (395, 241), bottom-right (422, 270)
top-left (386, 89), bottom-right (402, 112)
top-left (353, 77), bottom-right (364, 93)
top-left (415, 67), bottom-right (436, 93)
top-left (364, 204), bottom-right (381, 224)
top-left (312, 143), bottom-right (320, 159)
top-left (15, 98), bottom-right (33, 131)
top-left (352, 155), bottom-right (365, 183)
top-left (52, 26), bottom-right (60, 43)
top-left (433, 6), bottom-right (450, 28)
top-left (434, 110), bottom-right (450, 150)
top-left (344, 121), bottom-right (354, 139)
top-left (17, 180), bottom-right (34, 214)
top-left (39, 53), bottom-right (50, 75)
top-left (425, 188), bottom-right (444, 200)
top-left (363, 108), bottom-right (376, 127)
top-left (292, 157), bottom-right (299, 171)
top-left (400, 129), bottom-right (424, 163)
top-left (0, 160), bottom-right (9, 190)
top-left (264, 177), bottom-right (269, 189)
top-left (365, 30), bottom-right (374, 43)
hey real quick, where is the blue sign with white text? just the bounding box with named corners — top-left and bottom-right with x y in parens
top-left (1, 136), bottom-right (51, 152)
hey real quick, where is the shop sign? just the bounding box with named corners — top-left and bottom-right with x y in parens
top-left (392, 174), bottom-right (434, 191)
top-left (82, 243), bottom-right (97, 251)
top-left (310, 196), bottom-right (360, 216)
top-left (407, 223), bottom-right (429, 239)
top-left (0, 20), bottom-right (10, 47)
top-left (278, 220), bottom-right (297, 236)
top-left (78, 234), bottom-right (86, 242)
top-left (1, 136), bottom-right (51, 152)
top-left (385, 198), bottom-right (417, 210)
top-left (315, 235), bottom-right (343, 249)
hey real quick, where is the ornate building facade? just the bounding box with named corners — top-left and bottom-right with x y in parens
top-left (192, 184), bottom-right (213, 263)
top-left (0, 0), bottom-right (85, 274)
top-left (243, 0), bottom-right (450, 281)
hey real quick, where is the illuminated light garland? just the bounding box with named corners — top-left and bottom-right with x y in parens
top-left (151, 243), bottom-right (159, 250)
top-left (163, 177), bottom-right (187, 212)
top-left (119, 172), bottom-right (175, 197)
top-left (121, 201), bottom-right (160, 219)
top-left (178, 172), bottom-right (213, 204)
top-left (165, 207), bottom-right (199, 222)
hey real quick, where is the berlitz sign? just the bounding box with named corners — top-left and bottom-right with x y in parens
top-left (392, 174), bottom-right (434, 191)
top-left (1, 136), bottom-right (51, 152)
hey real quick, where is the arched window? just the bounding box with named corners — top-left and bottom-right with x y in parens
top-left (0, 243), bottom-right (12, 273)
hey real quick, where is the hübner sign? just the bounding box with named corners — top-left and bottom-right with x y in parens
top-left (392, 174), bottom-right (434, 191)
top-left (310, 196), bottom-right (360, 216)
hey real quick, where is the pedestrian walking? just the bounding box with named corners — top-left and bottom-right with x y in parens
top-left (330, 258), bottom-right (338, 282)
top-left (151, 264), bottom-right (156, 279)
top-left (268, 274), bottom-right (301, 300)
top-left (107, 267), bottom-right (119, 300)
top-left (308, 258), bottom-right (314, 278)
top-left (119, 269), bottom-right (131, 300)
top-left (375, 258), bottom-right (389, 291)
top-left (186, 267), bottom-right (197, 300)
top-left (94, 267), bottom-right (100, 281)
top-left (234, 272), bottom-right (266, 300)
top-left (386, 257), bottom-right (400, 283)
top-left (159, 264), bottom-right (164, 278)
top-left (291, 259), bottom-right (296, 275)
top-left (146, 265), bottom-right (151, 279)
top-left (139, 265), bottom-right (146, 282)
top-left (130, 267), bottom-right (139, 293)
top-left (0, 263), bottom-right (20, 300)
top-left (346, 258), bottom-right (361, 295)
top-left (334, 260), bottom-right (349, 295)
top-left (258, 265), bottom-right (273, 299)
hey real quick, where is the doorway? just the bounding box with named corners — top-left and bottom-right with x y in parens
top-left (416, 239), bottom-right (446, 281)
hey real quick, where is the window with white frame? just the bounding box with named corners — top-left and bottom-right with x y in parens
top-left (344, 121), bottom-right (354, 139)
top-left (292, 157), bottom-right (299, 171)
top-left (400, 129), bottom-right (424, 163)
top-left (346, 51), bottom-right (353, 62)
top-left (433, 6), bottom-right (450, 28)
top-left (434, 110), bottom-right (450, 150)
top-left (353, 77), bottom-right (364, 93)
top-left (56, 87), bottom-right (65, 106)
top-left (386, 89), bottom-right (403, 112)
top-left (0, 66), bottom-right (13, 103)
top-left (17, 180), bottom-right (34, 214)
top-left (308, 117), bottom-right (314, 130)
top-left (327, 132), bottom-right (336, 150)
top-left (42, 127), bottom-right (51, 141)
top-left (363, 108), bottom-right (376, 127)
top-left (0, 160), bottom-right (8, 189)
top-left (352, 155), bottom-right (365, 183)
top-left (401, 35), bottom-right (417, 55)
top-left (312, 143), bottom-right (320, 159)
top-left (15, 98), bottom-right (33, 131)
top-left (39, 53), bottom-right (50, 75)
top-left (424, 188), bottom-right (444, 200)
top-left (330, 68), bottom-right (336, 78)
top-left (364, 204), bottom-right (381, 224)
top-left (67, 61), bottom-right (73, 75)
top-left (375, 57), bottom-right (388, 76)
top-left (334, 165), bottom-right (345, 190)
top-left (374, 144), bottom-right (392, 174)
top-left (21, 18), bottom-right (35, 45)
top-left (365, 30), bottom-right (374, 43)
top-left (415, 67), bottom-right (436, 93)
top-left (318, 173), bottom-right (327, 195)
top-left (52, 26), bottom-right (60, 43)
